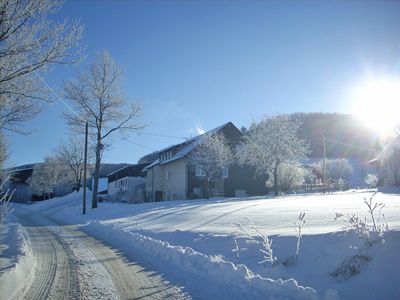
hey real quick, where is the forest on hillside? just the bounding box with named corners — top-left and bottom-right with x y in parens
top-left (292, 113), bottom-right (380, 160)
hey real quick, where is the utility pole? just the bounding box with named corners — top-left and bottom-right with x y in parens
top-left (323, 135), bottom-right (326, 194)
top-left (83, 121), bottom-right (88, 214)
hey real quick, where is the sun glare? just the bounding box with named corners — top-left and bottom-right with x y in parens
top-left (351, 77), bottom-right (400, 135)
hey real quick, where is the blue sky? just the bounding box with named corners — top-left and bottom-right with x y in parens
top-left (6, 0), bottom-right (400, 167)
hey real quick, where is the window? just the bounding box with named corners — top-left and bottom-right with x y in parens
top-left (195, 165), bottom-right (206, 177)
top-left (222, 167), bottom-right (229, 178)
top-left (166, 170), bottom-right (171, 180)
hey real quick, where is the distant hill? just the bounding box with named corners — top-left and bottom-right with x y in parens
top-left (292, 113), bottom-right (381, 160)
top-left (240, 113), bottom-right (381, 161)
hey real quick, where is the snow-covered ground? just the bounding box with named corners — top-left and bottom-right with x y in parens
top-left (8, 189), bottom-right (400, 299)
top-left (0, 222), bottom-right (34, 300)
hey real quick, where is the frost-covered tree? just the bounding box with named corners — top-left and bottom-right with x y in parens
top-left (313, 158), bottom-right (353, 182)
top-left (0, 0), bottom-right (83, 133)
top-left (64, 51), bottom-right (143, 208)
top-left (55, 138), bottom-right (93, 192)
top-left (238, 115), bottom-right (309, 196)
top-left (28, 156), bottom-right (73, 198)
top-left (269, 163), bottom-right (308, 193)
top-left (385, 143), bottom-right (400, 186)
top-left (365, 173), bottom-right (379, 188)
top-left (189, 132), bottom-right (234, 198)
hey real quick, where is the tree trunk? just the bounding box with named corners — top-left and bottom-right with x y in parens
top-left (394, 170), bottom-right (399, 186)
top-left (204, 176), bottom-right (210, 199)
top-left (273, 166), bottom-right (279, 196)
top-left (76, 169), bottom-right (82, 192)
top-left (92, 135), bottom-right (102, 208)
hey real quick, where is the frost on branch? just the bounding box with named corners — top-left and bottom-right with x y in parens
top-left (332, 193), bottom-right (389, 280)
top-left (335, 193), bottom-right (388, 248)
top-left (233, 217), bottom-right (276, 266)
top-left (0, 178), bottom-right (13, 224)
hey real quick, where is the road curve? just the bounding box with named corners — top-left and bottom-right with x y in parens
top-left (11, 208), bottom-right (190, 300)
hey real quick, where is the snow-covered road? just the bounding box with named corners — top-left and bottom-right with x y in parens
top-left (7, 206), bottom-right (189, 300)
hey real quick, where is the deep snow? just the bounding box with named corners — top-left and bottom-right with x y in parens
top-left (7, 189), bottom-right (400, 299)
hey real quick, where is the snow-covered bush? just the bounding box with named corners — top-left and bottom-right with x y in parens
top-left (331, 254), bottom-right (372, 280)
top-left (0, 179), bottom-right (13, 224)
top-left (335, 193), bottom-right (388, 248)
top-left (365, 173), bottom-right (379, 188)
top-left (269, 163), bottom-right (309, 193)
top-left (295, 212), bottom-right (306, 264)
top-left (333, 193), bottom-right (388, 279)
top-left (313, 158), bottom-right (353, 181)
top-left (234, 217), bottom-right (276, 266)
top-left (282, 212), bottom-right (306, 267)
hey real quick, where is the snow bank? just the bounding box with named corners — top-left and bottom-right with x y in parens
top-left (83, 220), bottom-right (318, 300)
top-left (0, 223), bottom-right (34, 299)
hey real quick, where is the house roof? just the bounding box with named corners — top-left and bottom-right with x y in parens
top-left (9, 168), bottom-right (34, 184)
top-left (107, 163), bottom-right (150, 182)
top-left (161, 122), bottom-right (233, 165)
top-left (142, 159), bottom-right (160, 172)
top-left (95, 163), bottom-right (133, 178)
top-left (143, 122), bottom-right (238, 170)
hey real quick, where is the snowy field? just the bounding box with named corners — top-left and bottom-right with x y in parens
top-left (7, 189), bottom-right (400, 299)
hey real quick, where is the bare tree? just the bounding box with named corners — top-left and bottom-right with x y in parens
top-left (270, 163), bottom-right (308, 193)
top-left (64, 51), bottom-right (143, 208)
top-left (55, 138), bottom-right (92, 192)
top-left (238, 115), bottom-right (309, 196)
top-left (28, 156), bottom-right (73, 198)
top-left (0, 0), bottom-right (83, 133)
top-left (189, 132), bottom-right (234, 198)
top-left (385, 144), bottom-right (400, 186)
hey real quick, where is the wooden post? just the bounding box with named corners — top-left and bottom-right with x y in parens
top-left (323, 135), bottom-right (326, 194)
top-left (83, 121), bottom-right (88, 214)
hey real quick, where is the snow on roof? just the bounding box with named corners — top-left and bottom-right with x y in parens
top-left (142, 158), bottom-right (160, 172)
top-left (160, 122), bottom-right (232, 166)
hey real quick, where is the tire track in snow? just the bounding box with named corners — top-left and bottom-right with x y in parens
top-left (13, 226), bottom-right (80, 300)
top-left (11, 207), bottom-right (190, 300)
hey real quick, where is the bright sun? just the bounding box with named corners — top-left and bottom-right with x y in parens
top-left (351, 77), bottom-right (400, 134)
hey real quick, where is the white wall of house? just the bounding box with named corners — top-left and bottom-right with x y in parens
top-left (162, 159), bottom-right (187, 200)
top-left (146, 159), bottom-right (188, 201)
top-left (108, 176), bottom-right (146, 203)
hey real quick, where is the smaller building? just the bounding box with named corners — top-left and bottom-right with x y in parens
top-left (6, 166), bottom-right (34, 203)
top-left (107, 163), bottom-right (149, 203)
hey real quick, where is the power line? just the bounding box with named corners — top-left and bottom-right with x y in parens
top-left (123, 138), bottom-right (157, 151)
top-left (34, 71), bottom-right (86, 123)
top-left (135, 131), bottom-right (188, 140)
top-left (325, 137), bottom-right (378, 153)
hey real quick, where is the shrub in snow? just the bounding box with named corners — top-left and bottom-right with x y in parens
top-left (0, 179), bottom-right (13, 224)
top-left (281, 212), bottom-right (306, 267)
top-left (295, 212), bottom-right (306, 264)
top-left (234, 218), bottom-right (276, 266)
top-left (365, 173), bottom-right (379, 188)
top-left (333, 193), bottom-right (389, 279)
top-left (331, 254), bottom-right (372, 280)
top-left (267, 163), bottom-right (308, 193)
top-left (335, 193), bottom-right (388, 248)
top-left (232, 238), bottom-right (247, 260)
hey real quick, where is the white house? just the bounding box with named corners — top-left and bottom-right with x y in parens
top-left (143, 122), bottom-right (267, 201)
top-left (107, 163), bottom-right (149, 203)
